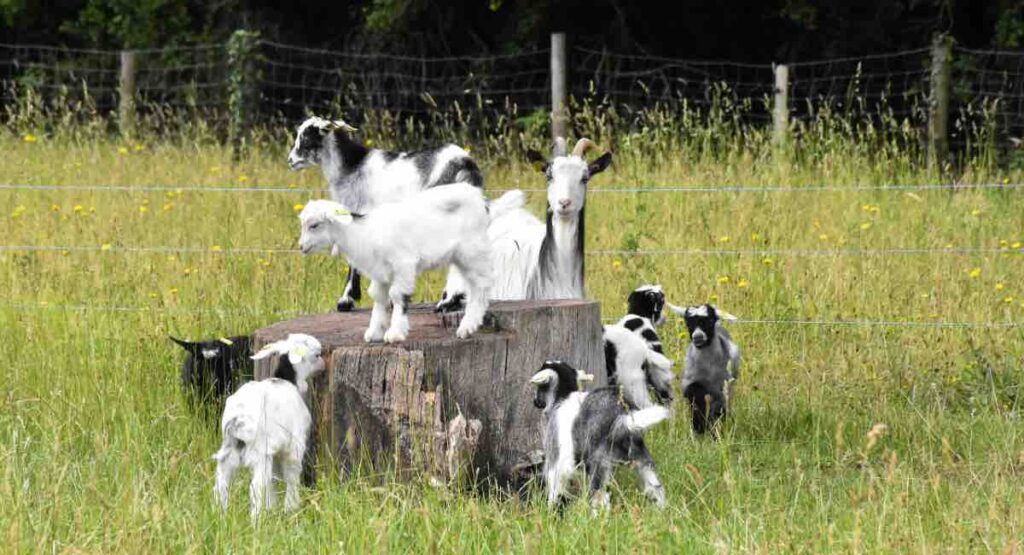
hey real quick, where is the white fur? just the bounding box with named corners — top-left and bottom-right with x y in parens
top-left (438, 146), bottom-right (607, 307)
top-left (298, 185), bottom-right (493, 341)
top-left (546, 391), bottom-right (587, 506)
top-left (603, 324), bottom-right (675, 409)
top-left (213, 334), bottom-right (324, 519)
top-left (288, 117), bottom-right (480, 309)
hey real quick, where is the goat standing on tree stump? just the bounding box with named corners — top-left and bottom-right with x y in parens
top-left (287, 116), bottom-right (484, 312)
top-left (437, 138), bottom-right (612, 311)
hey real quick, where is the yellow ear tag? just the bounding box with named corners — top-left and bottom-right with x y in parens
top-left (218, 337), bottom-right (234, 346)
top-left (335, 208), bottom-right (350, 216)
top-left (294, 346), bottom-right (307, 357)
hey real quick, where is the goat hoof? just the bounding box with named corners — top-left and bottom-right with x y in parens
top-left (336, 298), bottom-right (356, 312)
top-left (364, 329), bottom-right (384, 343)
top-left (383, 328), bottom-right (407, 343)
top-left (455, 325), bottom-right (477, 339)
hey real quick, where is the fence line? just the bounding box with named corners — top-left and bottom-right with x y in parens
top-left (1, 244), bottom-right (1019, 258)
top-left (2, 301), bottom-right (1017, 329)
top-left (4, 182), bottom-right (1024, 195)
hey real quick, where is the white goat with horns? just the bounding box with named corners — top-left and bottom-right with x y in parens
top-left (436, 138), bottom-right (612, 311)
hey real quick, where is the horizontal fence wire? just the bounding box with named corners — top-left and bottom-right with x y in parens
top-left (951, 46), bottom-right (1024, 151)
top-left (1, 301), bottom-right (1017, 329)
top-left (1, 245), bottom-right (1020, 257)
top-left (3, 182), bottom-right (1024, 194)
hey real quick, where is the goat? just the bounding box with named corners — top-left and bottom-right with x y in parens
top-left (169, 335), bottom-right (252, 412)
top-left (530, 360), bottom-right (669, 511)
top-left (297, 184), bottom-right (492, 342)
top-left (435, 138), bottom-right (612, 311)
top-left (213, 334), bottom-right (324, 519)
top-left (674, 304), bottom-right (741, 434)
top-left (602, 324), bottom-right (674, 408)
top-left (615, 283), bottom-right (668, 354)
top-left (287, 116), bottom-right (484, 312)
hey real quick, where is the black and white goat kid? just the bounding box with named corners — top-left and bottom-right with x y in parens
top-left (287, 116), bottom-right (484, 312)
top-left (530, 360), bottom-right (669, 511)
top-left (213, 334), bottom-right (324, 519)
top-left (676, 304), bottom-right (741, 435)
top-left (602, 324), bottom-right (674, 408)
top-left (169, 335), bottom-right (252, 411)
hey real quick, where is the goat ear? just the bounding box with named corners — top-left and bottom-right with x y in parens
top-left (588, 152), bottom-right (613, 175)
top-left (525, 150), bottom-right (548, 173)
top-left (168, 335), bottom-right (200, 354)
top-left (332, 207), bottom-right (354, 225)
top-left (330, 120), bottom-right (358, 133)
top-left (530, 369), bottom-right (556, 385)
top-left (287, 345), bottom-right (308, 365)
top-left (251, 342), bottom-right (279, 360)
top-left (666, 303), bottom-right (689, 316)
top-left (713, 306), bottom-right (739, 321)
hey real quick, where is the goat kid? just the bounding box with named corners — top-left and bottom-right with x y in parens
top-left (170, 335), bottom-right (253, 411)
top-left (436, 138), bottom-right (612, 311)
top-left (531, 360), bottom-right (669, 511)
top-left (602, 324), bottom-right (674, 408)
top-left (674, 304), bottom-right (741, 434)
top-left (288, 116), bottom-right (484, 312)
top-left (298, 184), bottom-right (492, 342)
top-left (213, 334), bottom-right (324, 519)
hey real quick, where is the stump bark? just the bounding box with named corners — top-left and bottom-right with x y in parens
top-left (253, 299), bottom-right (604, 487)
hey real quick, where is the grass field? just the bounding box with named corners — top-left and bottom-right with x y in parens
top-left (2, 128), bottom-right (1024, 553)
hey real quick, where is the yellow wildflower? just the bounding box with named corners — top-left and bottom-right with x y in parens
top-left (133, 144), bottom-right (145, 152)
top-left (968, 267), bottom-right (981, 279)
top-left (1002, 177), bottom-right (1010, 185)
top-left (709, 294), bottom-right (719, 302)
top-left (859, 222), bottom-right (872, 231)
top-left (211, 245), bottom-right (222, 252)
top-left (1013, 242), bottom-right (1022, 249)
top-left (718, 235), bottom-right (730, 243)
top-left (50, 204), bottom-right (60, 212)
top-left (1003, 296), bottom-right (1015, 304)
top-left (139, 206), bottom-right (148, 213)
top-left (162, 203), bottom-right (173, 211)
top-left (365, 139), bottom-right (375, 148)
top-left (169, 288), bottom-right (179, 295)
top-left (237, 175), bottom-right (249, 183)
top-left (612, 259), bottom-right (623, 269)
top-left (818, 234), bottom-right (828, 241)
top-left (945, 243), bottom-right (953, 249)
top-left (750, 232), bottom-right (761, 242)
top-left (463, 144), bottom-right (471, 153)
top-left (209, 166), bottom-right (220, 173)
top-left (293, 203), bottom-right (305, 212)
top-left (737, 279), bottom-right (749, 289)
top-left (23, 134), bottom-right (37, 143)
top-left (117, 146), bottom-right (128, 155)
top-left (717, 276), bottom-right (730, 285)
top-left (166, 256), bottom-right (176, 262)
top-left (762, 257), bottom-right (774, 267)
top-left (970, 208), bottom-right (982, 217)
top-left (100, 244), bottom-right (112, 251)
top-left (288, 183), bottom-right (298, 189)
top-left (996, 283), bottom-right (1005, 291)
top-left (11, 205), bottom-right (26, 218)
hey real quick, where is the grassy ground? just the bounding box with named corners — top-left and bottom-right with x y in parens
top-left (2, 131), bottom-right (1023, 553)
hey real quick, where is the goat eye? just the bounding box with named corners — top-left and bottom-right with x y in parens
top-left (309, 223), bottom-right (320, 231)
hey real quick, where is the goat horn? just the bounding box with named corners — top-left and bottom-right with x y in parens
top-left (572, 138), bottom-right (597, 157)
top-left (329, 120), bottom-right (358, 133)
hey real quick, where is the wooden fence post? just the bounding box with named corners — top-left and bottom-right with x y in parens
top-left (772, 64), bottom-right (790, 148)
top-left (928, 34), bottom-right (953, 171)
top-left (118, 50), bottom-right (138, 137)
top-left (550, 32), bottom-right (568, 147)
top-left (227, 30), bottom-right (261, 157)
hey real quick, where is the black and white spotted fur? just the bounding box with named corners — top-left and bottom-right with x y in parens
top-left (288, 116), bottom-right (484, 312)
top-left (530, 360), bottom-right (669, 510)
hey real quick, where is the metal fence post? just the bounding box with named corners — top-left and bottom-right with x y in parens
top-left (550, 32), bottom-right (568, 147)
top-left (773, 64), bottom-right (790, 148)
top-left (227, 30), bottom-right (261, 157)
top-left (118, 50), bottom-right (138, 137)
top-left (928, 34), bottom-right (953, 171)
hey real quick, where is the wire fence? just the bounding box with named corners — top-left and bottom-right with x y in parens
top-left (2, 38), bottom-right (1024, 151)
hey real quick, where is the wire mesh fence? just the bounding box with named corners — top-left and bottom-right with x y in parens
top-left (1, 36), bottom-right (1024, 153)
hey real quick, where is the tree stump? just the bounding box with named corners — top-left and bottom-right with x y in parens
top-left (252, 300), bottom-right (604, 487)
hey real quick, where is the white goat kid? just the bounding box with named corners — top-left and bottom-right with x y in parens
top-left (436, 138), bottom-right (612, 310)
top-left (287, 116), bottom-right (484, 312)
top-left (213, 334), bottom-right (324, 519)
top-left (298, 184), bottom-right (492, 342)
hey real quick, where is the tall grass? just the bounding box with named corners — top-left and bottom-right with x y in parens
top-left (1, 96), bottom-right (1023, 553)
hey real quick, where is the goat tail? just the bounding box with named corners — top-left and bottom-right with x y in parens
top-left (222, 414), bottom-right (258, 445)
top-left (645, 349), bottom-right (673, 371)
top-left (488, 190), bottom-right (526, 220)
top-left (615, 406), bottom-right (671, 437)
